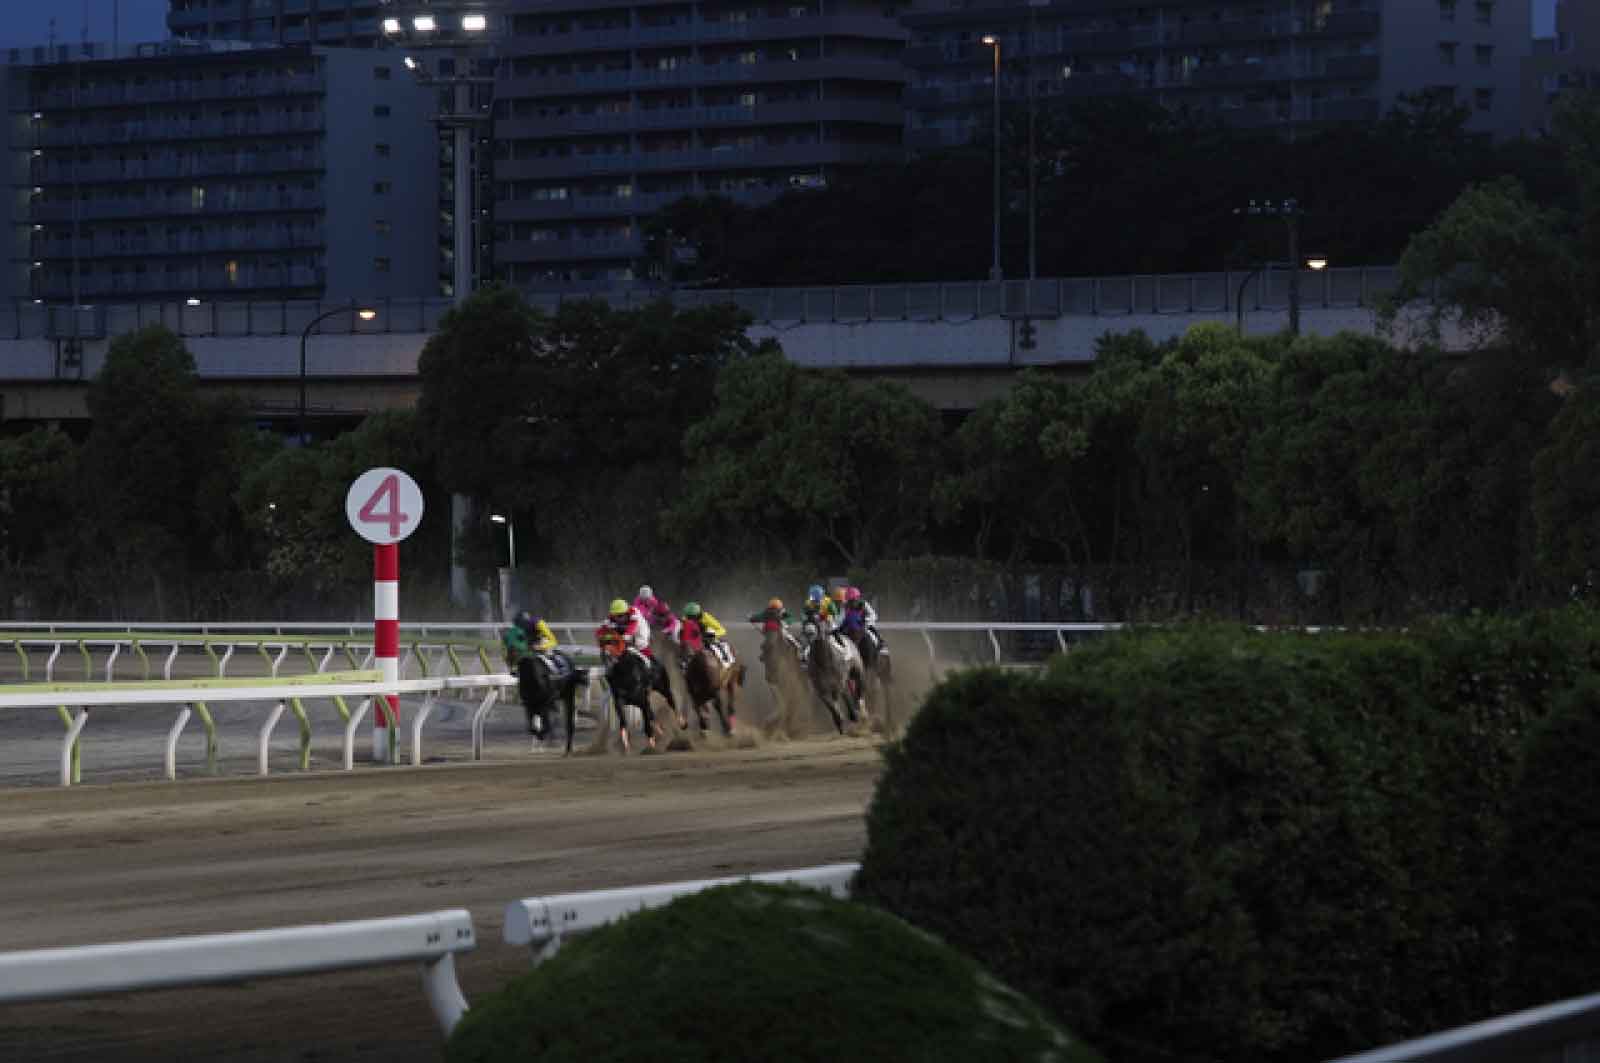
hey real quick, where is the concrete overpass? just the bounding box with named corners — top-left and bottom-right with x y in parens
top-left (0, 267), bottom-right (1446, 424)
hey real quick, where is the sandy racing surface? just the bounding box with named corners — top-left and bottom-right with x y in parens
top-left (0, 737), bottom-right (885, 1061)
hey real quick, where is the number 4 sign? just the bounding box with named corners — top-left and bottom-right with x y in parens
top-left (346, 468), bottom-right (424, 544)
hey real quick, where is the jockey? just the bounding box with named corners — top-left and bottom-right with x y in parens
top-left (750, 597), bottom-right (803, 659)
top-left (597, 597), bottom-right (651, 658)
top-left (682, 602), bottom-right (733, 666)
top-left (514, 608), bottom-right (573, 677)
top-left (634, 585), bottom-right (682, 641)
top-left (801, 584), bottom-right (837, 630)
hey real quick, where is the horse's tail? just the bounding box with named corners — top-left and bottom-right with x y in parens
top-left (735, 662), bottom-right (747, 688)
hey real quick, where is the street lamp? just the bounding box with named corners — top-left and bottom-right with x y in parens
top-left (982, 35), bottom-right (1002, 283)
top-left (1235, 198), bottom-right (1310, 335)
top-left (1235, 255), bottom-right (1328, 336)
top-left (298, 304), bottom-right (376, 445)
top-left (491, 512), bottom-right (516, 620)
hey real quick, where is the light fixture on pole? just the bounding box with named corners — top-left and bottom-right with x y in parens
top-left (1234, 254), bottom-right (1328, 336)
top-left (298, 304), bottom-right (377, 445)
top-left (378, 1), bottom-right (503, 306)
top-left (981, 34), bottom-right (1003, 283)
top-left (491, 512), bottom-right (516, 620)
top-left (1235, 198), bottom-right (1310, 335)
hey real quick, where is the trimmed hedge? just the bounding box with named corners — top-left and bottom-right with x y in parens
top-left (855, 615), bottom-right (1600, 1063)
top-left (1498, 673), bottom-right (1600, 1010)
top-left (446, 882), bottom-right (1100, 1063)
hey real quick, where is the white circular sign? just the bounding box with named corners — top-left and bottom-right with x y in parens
top-left (345, 467), bottom-right (425, 544)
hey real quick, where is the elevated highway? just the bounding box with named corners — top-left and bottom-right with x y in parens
top-left (0, 267), bottom-right (1454, 424)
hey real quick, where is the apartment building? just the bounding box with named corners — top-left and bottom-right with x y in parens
top-left (903, 0), bottom-right (1532, 150)
top-left (1522, 0), bottom-right (1600, 134)
top-left (490, 0), bottom-right (909, 288)
top-left (168, 0), bottom-right (387, 47)
top-left (1, 39), bottom-right (437, 305)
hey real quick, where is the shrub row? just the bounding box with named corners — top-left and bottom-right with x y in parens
top-left (854, 608), bottom-right (1600, 1062)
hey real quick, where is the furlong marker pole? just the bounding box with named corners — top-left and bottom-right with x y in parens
top-left (374, 542), bottom-right (399, 763)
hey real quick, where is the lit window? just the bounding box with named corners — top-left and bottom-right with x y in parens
top-left (226, 260), bottom-right (239, 285)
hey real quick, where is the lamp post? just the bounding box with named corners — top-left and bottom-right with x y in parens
top-left (1235, 255), bottom-right (1326, 336)
top-left (298, 304), bottom-right (376, 445)
top-left (491, 512), bottom-right (515, 620)
top-left (981, 35), bottom-right (1003, 283)
top-left (1026, 0), bottom-right (1047, 283)
top-left (1235, 198), bottom-right (1311, 335)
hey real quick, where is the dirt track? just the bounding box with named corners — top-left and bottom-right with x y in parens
top-left (0, 738), bottom-right (884, 1061)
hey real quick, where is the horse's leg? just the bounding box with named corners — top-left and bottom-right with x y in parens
top-left (720, 677), bottom-right (736, 736)
top-left (638, 696), bottom-right (659, 750)
top-left (562, 684), bottom-right (577, 756)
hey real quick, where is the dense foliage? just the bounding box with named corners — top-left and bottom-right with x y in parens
top-left (853, 613), bottom-right (1600, 1062)
top-left (445, 881), bottom-right (1099, 1063)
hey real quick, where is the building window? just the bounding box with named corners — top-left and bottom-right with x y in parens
top-left (375, 142), bottom-right (391, 157)
top-left (1439, 0), bottom-right (1455, 20)
top-left (1438, 41), bottom-right (1457, 66)
top-left (376, 219), bottom-right (392, 235)
top-left (374, 66), bottom-right (391, 80)
top-left (1475, 44), bottom-right (1493, 66)
top-left (373, 104), bottom-right (391, 117)
top-left (191, 185), bottom-right (205, 209)
top-left (1475, 0), bottom-right (1493, 24)
top-left (1475, 87), bottom-right (1494, 111)
top-left (374, 180), bottom-right (391, 194)
top-left (374, 256), bottom-right (391, 272)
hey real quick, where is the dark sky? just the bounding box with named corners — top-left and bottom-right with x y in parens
top-left (0, 0), bottom-right (1566, 50)
top-left (0, 0), bottom-right (170, 50)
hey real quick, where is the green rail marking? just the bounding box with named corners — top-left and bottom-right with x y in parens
top-left (0, 669), bottom-right (384, 697)
top-left (56, 705), bottom-right (82, 784)
top-left (446, 645), bottom-right (464, 675)
top-left (289, 697), bottom-right (312, 771)
top-left (203, 642), bottom-right (220, 678)
top-left (11, 640), bottom-right (28, 682)
top-left (132, 638), bottom-right (151, 681)
top-left (256, 642), bottom-right (274, 676)
top-left (77, 640), bottom-right (92, 681)
top-left (412, 641), bottom-right (428, 678)
top-left (193, 701), bottom-right (217, 773)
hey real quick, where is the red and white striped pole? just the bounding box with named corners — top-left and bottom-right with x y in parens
top-left (373, 542), bottom-right (400, 763)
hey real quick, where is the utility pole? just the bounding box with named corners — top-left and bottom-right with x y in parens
top-left (1027, 0), bottom-right (1047, 282)
top-left (1236, 198), bottom-right (1308, 336)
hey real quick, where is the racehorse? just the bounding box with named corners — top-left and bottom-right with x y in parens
top-left (842, 623), bottom-right (894, 728)
top-left (802, 621), bottom-right (866, 734)
top-left (681, 625), bottom-right (744, 737)
top-left (757, 626), bottom-right (807, 737)
top-left (600, 641), bottom-right (660, 752)
top-left (515, 651), bottom-right (589, 755)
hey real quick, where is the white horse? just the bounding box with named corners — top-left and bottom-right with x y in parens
top-left (802, 621), bottom-right (867, 733)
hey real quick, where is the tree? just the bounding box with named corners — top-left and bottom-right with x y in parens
top-left (0, 427), bottom-right (78, 569)
top-left (238, 410), bottom-right (440, 604)
top-left (78, 325), bottom-right (255, 604)
top-left (1532, 380), bottom-right (1600, 594)
top-left (673, 353), bottom-right (944, 568)
top-left (937, 371), bottom-right (1097, 565)
top-left (415, 286), bottom-right (543, 508)
top-left (1385, 92), bottom-right (1600, 372)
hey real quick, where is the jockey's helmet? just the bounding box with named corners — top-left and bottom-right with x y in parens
top-left (807, 584), bottom-right (824, 603)
top-left (638, 584), bottom-right (653, 602)
top-left (608, 598), bottom-right (629, 619)
top-left (845, 587), bottom-right (862, 602)
top-left (831, 586), bottom-right (846, 603)
top-left (683, 602), bottom-right (702, 618)
top-left (768, 597), bottom-right (783, 611)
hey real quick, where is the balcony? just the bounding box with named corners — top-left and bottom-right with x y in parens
top-left (497, 235), bottom-right (644, 263)
top-left (508, 15), bottom-right (906, 55)
top-left (22, 75), bottom-right (326, 112)
top-left (1323, 54), bottom-right (1380, 80)
top-left (1306, 10), bottom-right (1381, 37)
top-left (33, 266), bottom-right (322, 299)
top-left (30, 231), bottom-right (324, 260)
top-left (27, 191), bottom-right (326, 222)
top-left (31, 114), bottom-right (324, 147)
top-left (497, 100), bottom-right (903, 137)
top-left (26, 152), bottom-right (325, 185)
top-left (501, 57), bottom-right (906, 97)
top-left (494, 142), bottom-right (900, 180)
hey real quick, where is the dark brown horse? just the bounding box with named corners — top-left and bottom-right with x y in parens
top-left (683, 645), bottom-right (744, 736)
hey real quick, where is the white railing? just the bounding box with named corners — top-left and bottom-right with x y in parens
top-left (0, 620), bottom-right (1120, 669)
top-left (1326, 991), bottom-right (1600, 1062)
top-left (0, 862), bottom-right (857, 1045)
top-left (0, 670), bottom-right (614, 786)
top-left (504, 862), bottom-right (860, 962)
top-left (0, 910), bottom-right (477, 1037)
